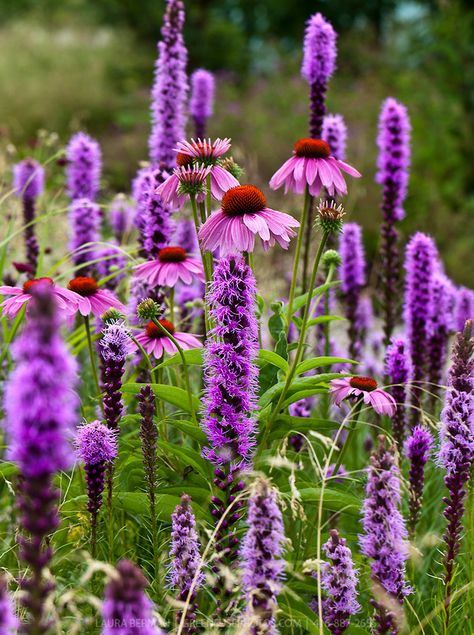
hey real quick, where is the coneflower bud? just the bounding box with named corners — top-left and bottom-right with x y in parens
top-left (315, 200), bottom-right (345, 234)
top-left (219, 157), bottom-right (243, 180)
top-left (137, 298), bottom-right (162, 321)
top-left (190, 69), bottom-right (215, 139)
top-left (65, 131), bottom-right (102, 201)
top-left (321, 249), bottom-right (342, 270)
top-left (101, 308), bottom-right (125, 325)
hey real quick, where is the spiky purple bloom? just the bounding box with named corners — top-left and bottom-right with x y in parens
top-left (319, 529), bottom-right (360, 635)
top-left (3, 285), bottom-right (77, 634)
top-left (339, 223), bottom-right (366, 360)
top-left (169, 495), bottom-right (203, 634)
top-left (190, 69), bottom-right (215, 139)
top-left (428, 275), bottom-right (455, 403)
top-left (301, 13), bottom-right (337, 138)
top-left (438, 321), bottom-right (474, 619)
top-left (174, 218), bottom-right (198, 255)
top-left (405, 425), bottom-right (433, 536)
top-left (66, 132), bottom-right (102, 201)
top-left (455, 287), bottom-right (474, 332)
top-left (359, 436), bottom-right (411, 632)
top-left (149, 0), bottom-right (188, 168)
top-left (0, 576), bottom-right (19, 634)
top-left (13, 158), bottom-right (45, 275)
top-left (404, 233), bottom-right (438, 416)
top-left (240, 478), bottom-right (285, 634)
top-left (102, 560), bottom-right (164, 635)
top-left (322, 114), bottom-right (347, 161)
top-left (109, 194), bottom-right (133, 243)
top-left (376, 99), bottom-right (411, 344)
top-left (96, 242), bottom-right (127, 291)
top-left (138, 385), bottom-right (158, 507)
top-left (69, 198), bottom-right (101, 276)
top-left (132, 167), bottom-right (154, 255)
top-left (100, 321), bottom-right (131, 431)
top-left (143, 168), bottom-right (174, 259)
top-left (384, 338), bottom-right (413, 452)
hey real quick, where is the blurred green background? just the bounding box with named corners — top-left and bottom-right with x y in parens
top-left (0, 0), bottom-right (473, 285)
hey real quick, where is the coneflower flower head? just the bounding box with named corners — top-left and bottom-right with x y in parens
top-left (69, 198), bottom-right (101, 276)
top-left (149, 0), bottom-right (188, 168)
top-left (13, 158), bottom-right (45, 199)
top-left (190, 69), bottom-right (215, 139)
top-left (339, 223), bottom-right (366, 359)
top-left (384, 337), bottom-right (412, 451)
top-left (322, 114), bottom-right (347, 161)
top-left (66, 132), bottom-right (102, 201)
top-left (157, 163), bottom-right (212, 210)
top-left (405, 425), bottom-right (433, 534)
top-left (109, 193), bottom-right (133, 243)
top-left (316, 200), bottom-right (346, 234)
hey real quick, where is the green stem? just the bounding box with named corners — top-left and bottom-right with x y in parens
top-left (190, 194), bottom-right (211, 334)
top-left (83, 315), bottom-right (103, 415)
top-left (169, 287), bottom-right (175, 322)
top-left (206, 173), bottom-right (212, 218)
top-left (301, 195), bottom-right (315, 294)
top-left (333, 398), bottom-right (363, 477)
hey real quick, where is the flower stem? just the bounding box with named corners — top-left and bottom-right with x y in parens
top-left (83, 315), bottom-right (103, 415)
top-left (301, 195), bottom-right (315, 294)
top-left (333, 398), bottom-right (363, 477)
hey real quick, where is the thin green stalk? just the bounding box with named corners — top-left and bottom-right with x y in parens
top-left (190, 194), bottom-right (211, 334)
top-left (206, 173), bottom-right (212, 218)
top-left (169, 287), bottom-right (175, 322)
top-left (332, 398), bottom-right (363, 477)
top-left (83, 315), bottom-right (103, 415)
top-left (301, 195), bottom-right (315, 294)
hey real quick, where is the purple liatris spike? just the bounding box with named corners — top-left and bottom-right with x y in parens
top-left (428, 275), bottom-right (455, 404)
top-left (289, 399), bottom-right (312, 452)
top-left (322, 114), bottom-right (347, 161)
top-left (13, 158), bottom-right (44, 275)
top-left (320, 529), bottom-right (360, 635)
top-left (109, 193), bottom-right (133, 243)
top-left (69, 198), bottom-right (101, 276)
top-left (96, 242), bottom-right (127, 291)
top-left (66, 131), bottom-right (102, 201)
top-left (190, 69), bottom-right (215, 139)
top-left (149, 0), bottom-right (188, 168)
top-left (339, 223), bottom-right (366, 360)
top-left (138, 385), bottom-right (158, 509)
top-left (405, 425), bottom-right (433, 536)
top-left (240, 478), bottom-right (285, 634)
top-left (100, 320), bottom-right (132, 430)
top-left (3, 284), bottom-right (77, 633)
top-left (169, 495), bottom-right (203, 634)
top-left (359, 436), bottom-right (411, 632)
top-left (132, 166), bottom-right (154, 255)
top-left (438, 320), bottom-right (474, 621)
top-left (455, 287), bottom-right (474, 332)
top-left (0, 576), bottom-right (19, 634)
top-left (384, 337), bottom-right (412, 452)
top-left (301, 13), bottom-right (337, 138)
top-left (143, 168), bottom-right (174, 259)
top-left (174, 218), bottom-right (199, 255)
top-left (102, 560), bottom-right (165, 635)
top-left (404, 232), bottom-right (437, 417)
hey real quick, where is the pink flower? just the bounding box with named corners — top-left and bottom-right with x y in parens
top-left (198, 184), bottom-right (299, 255)
top-left (156, 164), bottom-right (212, 210)
top-left (67, 277), bottom-right (126, 317)
top-left (135, 320), bottom-right (201, 359)
top-left (134, 246), bottom-right (205, 287)
top-left (174, 138), bottom-right (240, 199)
top-left (270, 138), bottom-right (361, 197)
top-left (0, 278), bottom-right (81, 318)
top-left (329, 376), bottom-right (397, 417)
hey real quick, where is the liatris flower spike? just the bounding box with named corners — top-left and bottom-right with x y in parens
top-left (66, 131), bottom-right (102, 201)
top-left (329, 376), bottom-right (397, 417)
top-left (67, 276), bottom-right (126, 317)
top-left (156, 163), bottom-right (212, 209)
top-left (405, 425), bottom-right (433, 536)
top-left (0, 576), bottom-right (19, 634)
top-left (134, 246), bottom-right (205, 288)
top-left (0, 277), bottom-right (81, 319)
top-left (322, 114), bottom-right (347, 161)
top-left (109, 193), bottom-right (133, 243)
top-left (198, 184), bottom-right (299, 255)
top-left (190, 69), bottom-right (215, 139)
top-left (135, 320), bottom-right (200, 359)
top-left (13, 158), bottom-right (44, 274)
top-left (269, 138), bottom-right (361, 198)
top-left (69, 198), bottom-right (102, 276)
top-left (384, 337), bottom-right (412, 452)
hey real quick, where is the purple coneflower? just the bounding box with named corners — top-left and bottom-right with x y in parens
top-left (198, 185), bottom-right (299, 255)
top-left (0, 277), bottom-right (80, 319)
top-left (157, 163), bottom-right (212, 209)
top-left (66, 132), bottom-right (102, 201)
top-left (169, 495), bottom-right (203, 634)
top-left (4, 284), bottom-right (77, 632)
top-left (69, 197), bottom-right (102, 276)
top-left (190, 69), bottom-right (215, 139)
top-left (135, 247), bottom-right (204, 288)
top-left (384, 337), bottom-right (412, 451)
top-left (0, 576), bottom-right (18, 634)
top-left (109, 193), bottom-right (133, 243)
top-left (240, 478), bottom-right (285, 634)
top-left (149, 0), bottom-right (188, 169)
top-left (322, 114), bottom-right (347, 161)
top-left (405, 425), bottom-right (433, 536)
top-left (339, 223), bottom-right (366, 360)
top-left (67, 276), bottom-right (126, 317)
top-left (438, 320), bottom-right (474, 624)
top-left (329, 377), bottom-right (397, 417)
top-left (135, 320), bottom-right (200, 359)
top-left (13, 158), bottom-right (44, 275)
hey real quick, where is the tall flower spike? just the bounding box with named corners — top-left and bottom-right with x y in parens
top-left (428, 275), bottom-right (455, 405)
top-left (359, 436), bottom-right (411, 633)
top-left (132, 166), bottom-right (155, 256)
top-left (96, 242), bottom-right (127, 291)
top-left (149, 0), bottom-right (188, 168)
top-left (101, 560), bottom-right (165, 635)
top-left (384, 337), bottom-right (413, 452)
top-left (66, 132), bottom-right (102, 201)
top-left (405, 425), bottom-right (433, 537)
top-left (438, 320), bottom-right (474, 625)
top-left (69, 198), bottom-right (101, 276)
top-left (4, 284), bottom-right (77, 634)
top-left (169, 495), bottom-right (204, 634)
top-left (109, 193), bottom-right (133, 243)
top-left (13, 158), bottom-right (44, 275)
top-left (455, 287), bottom-right (474, 332)
top-left (190, 69), bottom-right (215, 139)
top-left (139, 385), bottom-right (158, 515)
top-left (0, 576), bottom-right (18, 634)
top-left (240, 478), bottom-right (285, 634)
top-left (322, 114), bottom-right (347, 161)
top-left (301, 12), bottom-right (337, 138)
top-left (320, 529), bottom-right (360, 635)
top-left (338, 223), bottom-right (366, 360)
top-left (100, 320), bottom-right (131, 431)
top-left (143, 168), bottom-right (174, 260)
top-left (404, 233), bottom-right (438, 420)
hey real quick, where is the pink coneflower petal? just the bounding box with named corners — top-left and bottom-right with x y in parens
top-left (337, 160), bottom-right (362, 178)
top-left (329, 376), bottom-right (397, 417)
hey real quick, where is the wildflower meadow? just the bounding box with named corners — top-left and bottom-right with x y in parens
top-left (0, 2), bottom-right (473, 634)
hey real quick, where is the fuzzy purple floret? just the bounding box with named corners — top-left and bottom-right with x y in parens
top-left (339, 223), bottom-right (366, 360)
top-left (405, 425), bottom-right (433, 534)
top-left (455, 287), bottom-right (474, 332)
top-left (66, 132), bottom-right (102, 201)
top-left (69, 198), bottom-right (101, 275)
top-left (149, 0), bottom-right (188, 168)
top-left (190, 69), bottom-right (215, 139)
top-left (132, 167), bottom-right (155, 254)
top-left (322, 114), bottom-right (347, 161)
top-left (428, 275), bottom-right (455, 401)
top-left (100, 321), bottom-right (131, 430)
top-left (0, 576), bottom-right (19, 634)
top-left (96, 243), bottom-right (127, 291)
top-left (143, 168), bottom-right (174, 259)
top-left (384, 337), bottom-right (412, 451)
top-left (201, 256), bottom-right (259, 468)
top-left (301, 13), bottom-right (337, 85)
top-left (76, 420), bottom-right (118, 465)
top-left (13, 158), bottom-right (45, 199)
top-left (109, 194), bottom-right (133, 243)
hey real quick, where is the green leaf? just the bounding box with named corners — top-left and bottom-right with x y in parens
top-left (295, 356), bottom-right (356, 376)
top-left (278, 592), bottom-right (327, 633)
top-left (123, 383), bottom-right (201, 412)
top-left (279, 389), bottom-right (326, 410)
top-left (269, 416), bottom-right (339, 441)
top-left (289, 280), bottom-right (340, 316)
top-left (157, 441), bottom-right (211, 479)
top-left (169, 420), bottom-right (207, 444)
top-left (113, 492), bottom-right (208, 520)
top-left (258, 373), bottom-right (343, 409)
top-left (152, 348), bottom-right (203, 370)
top-left (257, 350), bottom-right (289, 373)
top-left (296, 487), bottom-right (360, 514)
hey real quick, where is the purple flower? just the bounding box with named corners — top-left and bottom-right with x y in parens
top-left (289, 398), bottom-right (312, 452)
top-left (359, 436), bottom-right (411, 631)
top-left (338, 223), bottom-right (366, 360)
top-left (169, 495), bottom-right (203, 634)
top-left (438, 321), bottom-right (474, 619)
top-left (13, 158), bottom-right (44, 275)
top-left (384, 337), bottom-right (412, 451)
top-left (139, 385), bottom-right (158, 511)
top-left (455, 287), bottom-right (474, 332)
top-left (0, 576), bottom-right (18, 634)
top-left (428, 275), bottom-right (455, 403)
top-left (102, 560), bottom-right (164, 635)
top-left (405, 425), bottom-right (433, 536)
top-left (174, 218), bottom-right (199, 255)
top-left (132, 167), bottom-right (154, 255)
top-left (143, 168), bottom-right (174, 260)
top-left (109, 194), bottom-right (133, 243)
top-left (100, 320), bottom-right (132, 430)
top-left (240, 478), bottom-right (285, 634)
top-left (329, 377), bottom-right (397, 417)
top-left (320, 529), bottom-right (360, 634)
top-left (66, 132), bottom-right (102, 201)
top-left (69, 198), bottom-right (102, 276)
top-left (322, 114), bottom-right (347, 161)
top-left (190, 69), bottom-right (215, 139)
top-left (301, 13), bottom-right (337, 138)
top-left (149, 0), bottom-right (188, 168)
top-left (96, 242), bottom-right (127, 291)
